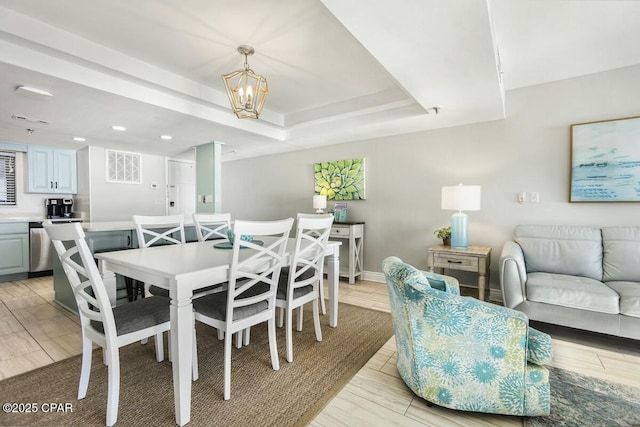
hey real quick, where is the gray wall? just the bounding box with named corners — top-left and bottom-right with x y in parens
top-left (222, 64), bottom-right (640, 294)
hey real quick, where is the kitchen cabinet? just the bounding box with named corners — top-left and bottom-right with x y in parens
top-left (27, 145), bottom-right (77, 194)
top-left (0, 223), bottom-right (29, 278)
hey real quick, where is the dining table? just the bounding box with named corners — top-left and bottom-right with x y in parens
top-left (94, 238), bottom-right (342, 426)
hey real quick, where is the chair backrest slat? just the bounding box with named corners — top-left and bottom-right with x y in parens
top-left (193, 213), bottom-right (231, 241)
top-left (133, 214), bottom-right (186, 248)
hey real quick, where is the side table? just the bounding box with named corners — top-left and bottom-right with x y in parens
top-left (426, 245), bottom-right (492, 300)
top-left (330, 222), bottom-right (364, 284)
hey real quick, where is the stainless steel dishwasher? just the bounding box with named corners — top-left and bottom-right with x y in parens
top-left (29, 221), bottom-right (53, 275)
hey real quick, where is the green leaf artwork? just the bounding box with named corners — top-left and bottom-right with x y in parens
top-left (314, 158), bottom-right (366, 200)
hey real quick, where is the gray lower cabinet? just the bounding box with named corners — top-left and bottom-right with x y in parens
top-left (0, 223), bottom-right (29, 281)
top-left (53, 229), bottom-right (135, 313)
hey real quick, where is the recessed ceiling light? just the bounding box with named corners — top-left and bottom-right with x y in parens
top-left (160, 135), bottom-right (172, 140)
top-left (16, 85), bottom-right (53, 97)
top-left (73, 137), bottom-right (86, 142)
top-left (111, 125), bottom-right (126, 131)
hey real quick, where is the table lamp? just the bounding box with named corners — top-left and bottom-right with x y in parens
top-left (441, 184), bottom-right (481, 248)
top-left (313, 194), bottom-right (327, 214)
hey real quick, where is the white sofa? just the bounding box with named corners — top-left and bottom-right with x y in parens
top-left (499, 225), bottom-right (640, 340)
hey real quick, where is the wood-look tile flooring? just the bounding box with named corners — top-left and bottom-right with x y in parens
top-left (1, 277), bottom-right (639, 426)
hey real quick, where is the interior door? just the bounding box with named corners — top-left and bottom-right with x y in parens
top-left (167, 160), bottom-right (196, 218)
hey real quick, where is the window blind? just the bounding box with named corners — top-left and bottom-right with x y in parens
top-left (0, 151), bottom-right (16, 206)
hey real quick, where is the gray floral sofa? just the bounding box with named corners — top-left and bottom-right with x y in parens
top-left (382, 256), bottom-right (552, 416)
top-left (500, 225), bottom-right (640, 340)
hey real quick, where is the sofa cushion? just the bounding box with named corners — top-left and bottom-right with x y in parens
top-left (602, 226), bottom-right (640, 282)
top-left (514, 225), bottom-right (603, 281)
top-left (606, 281), bottom-right (640, 318)
top-left (526, 272), bottom-right (619, 314)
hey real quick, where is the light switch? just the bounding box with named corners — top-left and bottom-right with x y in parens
top-left (530, 192), bottom-right (540, 203)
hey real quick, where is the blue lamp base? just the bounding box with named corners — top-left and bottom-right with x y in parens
top-left (450, 211), bottom-right (469, 248)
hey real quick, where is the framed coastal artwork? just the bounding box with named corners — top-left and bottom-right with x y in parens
top-left (570, 116), bottom-right (640, 202)
top-left (314, 158), bottom-right (366, 200)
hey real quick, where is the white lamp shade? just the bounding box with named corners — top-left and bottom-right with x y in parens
top-left (441, 185), bottom-right (481, 211)
top-left (313, 194), bottom-right (327, 210)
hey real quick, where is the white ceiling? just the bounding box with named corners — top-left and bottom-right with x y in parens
top-left (1, 0), bottom-right (639, 161)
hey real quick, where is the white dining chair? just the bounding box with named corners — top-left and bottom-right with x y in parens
top-left (296, 212), bottom-right (332, 314)
top-left (276, 214), bottom-right (333, 362)
top-left (193, 213), bottom-right (232, 241)
top-left (133, 214), bottom-right (186, 298)
top-left (44, 221), bottom-right (198, 427)
top-left (192, 218), bottom-right (294, 400)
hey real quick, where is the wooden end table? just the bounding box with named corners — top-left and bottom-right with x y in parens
top-left (426, 245), bottom-right (492, 300)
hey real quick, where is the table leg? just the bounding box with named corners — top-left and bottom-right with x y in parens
top-left (327, 247), bottom-right (339, 328)
top-left (170, 279), bottom-right (194, 426)
top-left (478, 273), bottom-right (486, 301)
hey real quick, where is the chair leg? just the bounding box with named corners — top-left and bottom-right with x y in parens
top-left (224, 331), bottom-right (233, 400)
top-left (268, 317), bottom-right (280, 371)
top-left (235, 330), bottom-right (242, 349)
top-left (319, 278), bottom-right (326, 315)
top-left (124, 277), bottom-right (134, 302)
top-left (105, 347), bottom-right (120, 427)
top-left (102, 347), bottom-right (109, 366)
top-left (296, 306), bottom-right (304, 332)
top-left (217, 329), bottom-right (224, 340)
top-left (78, 337), bottom-right (93, 399)
top-left (243, 327), bottom-right (250, 346)
top-left (154, 332), bottom-right (164, 362)
top-left (277, 306), bottom-right (284, 328)
top-left (285, 307), bottom-right (294, 363)
top-left (167, 331), bottom-right (172, 362)
top-left (313, 298), bottom-right (323, 342)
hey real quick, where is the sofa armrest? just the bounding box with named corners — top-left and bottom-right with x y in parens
top-left (500, 241), bottom-right (528, 308)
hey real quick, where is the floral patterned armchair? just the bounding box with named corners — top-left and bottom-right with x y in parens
top-left (382, 256), bottom-right (552, 416)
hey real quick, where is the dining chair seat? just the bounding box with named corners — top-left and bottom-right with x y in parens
top-left (193, 283), bottom-right (269, 321)
top-left (90, 297), bottom-right (170, 335)
top-left (276, 268), bottom-right (314, 299)
top-left (148, 284), bottom-right (223, 299)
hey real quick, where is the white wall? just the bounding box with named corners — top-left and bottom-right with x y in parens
top-left (222, 64), bottom-right (640, 294)
top-left (83, 146), bottom-right (168, 221)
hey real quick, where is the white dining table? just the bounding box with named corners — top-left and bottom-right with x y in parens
top-left (94, 238), bottom-right (341, 426)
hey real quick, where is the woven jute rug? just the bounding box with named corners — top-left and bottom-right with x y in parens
top-left (526, 366), bottom-right (640, 427)
top-left (0, 303), bottom-right (392, 427)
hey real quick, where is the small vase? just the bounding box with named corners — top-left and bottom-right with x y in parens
top-left (443, 237), bottom-right (451, 246)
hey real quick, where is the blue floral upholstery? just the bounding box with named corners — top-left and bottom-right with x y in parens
top-left (382, 256), bottom-right (551, 416)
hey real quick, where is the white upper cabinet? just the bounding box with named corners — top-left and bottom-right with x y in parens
top-left (27, 146), bottom-right (77, 194)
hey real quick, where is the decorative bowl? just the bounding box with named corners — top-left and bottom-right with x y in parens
top-left (227, 230), bottom-right (253, 245)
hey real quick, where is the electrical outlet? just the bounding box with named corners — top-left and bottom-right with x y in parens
top-left (518, 192), bottom-right (526, 204)
top-left (530, 192), bottom-right (540, 203)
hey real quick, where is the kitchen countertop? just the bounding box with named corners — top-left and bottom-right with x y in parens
top-left (82, 220), bottom-right (196, 232)
top-left (0, 216), bottom-right (44, 223)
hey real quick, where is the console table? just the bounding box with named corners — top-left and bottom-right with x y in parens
top-left (330, 221), bottom-right (364, 284)
top-left (426, 245), bottom-right (491, 300)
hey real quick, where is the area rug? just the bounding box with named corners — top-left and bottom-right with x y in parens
top-left (526, 366), bottom-right (640, 427)
top-left (0, 303), bottom-right (392, 427)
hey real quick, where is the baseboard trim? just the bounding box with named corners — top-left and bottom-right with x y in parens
top-left (360, 270), bottom-right (503, 303)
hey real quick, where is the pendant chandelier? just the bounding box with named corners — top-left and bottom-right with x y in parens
top-left (222, 45), bottom-right (268, 119)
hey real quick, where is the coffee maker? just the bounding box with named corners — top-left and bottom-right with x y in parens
top-left (46, 198), bottom-right (74, 219)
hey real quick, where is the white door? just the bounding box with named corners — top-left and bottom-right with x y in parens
top-left (167, 160), bottom-right (196, 218)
